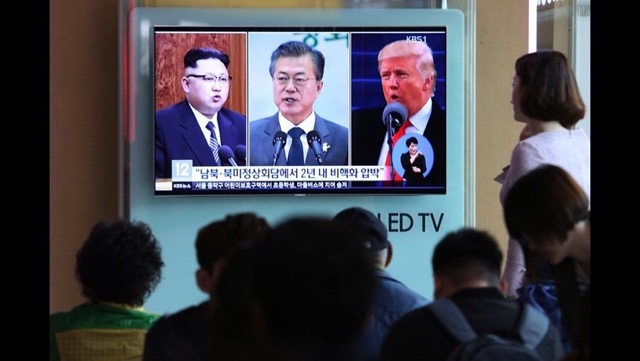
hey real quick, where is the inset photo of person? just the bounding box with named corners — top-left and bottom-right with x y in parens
top-left (154, 32), bottom-right (248, 180)
top-left (247, 32), bottom-right (350, 166)
top-left (391, 134), bottom-right (434, 187)
top-left (351, 32), bottom-right (446, 192)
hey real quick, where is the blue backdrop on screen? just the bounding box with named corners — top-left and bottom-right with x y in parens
top-left (124, 7), bottom-right (466, 314)
top-left (351, 32), bottom-right (446, 111)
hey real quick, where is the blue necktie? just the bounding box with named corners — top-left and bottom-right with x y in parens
top-left (205, 122), bottom-right (221, 166)
top-left (287, 127), bottom-right (305, 166)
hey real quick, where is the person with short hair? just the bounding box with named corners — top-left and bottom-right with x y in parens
top-left (210, 216), bottom-right (378, 361)
top-left (498, 50), bottom-right (590, 299)
top-left (155, 47), bottom-right (247, 178)
top-left (351, 39), bottom-right (446, 187)
top-left (50, 219), bottom-right (164, 361)
top-left (333, 206), bottom-right (430, 361)
top-left (249, 40), bottom-right (348, 166)
top-left (503, 164), bottom-right (590, 361)
top-left (143, 212), bottom-right (270, 361)
top-left (379, 227), bottom-right (564, 361)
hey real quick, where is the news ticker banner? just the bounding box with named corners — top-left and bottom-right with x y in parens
top-left (157, 160), bottom-right (392, 191)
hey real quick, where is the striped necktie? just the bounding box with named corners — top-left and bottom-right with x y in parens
top-left (206, 121), bottom-right (221, 166)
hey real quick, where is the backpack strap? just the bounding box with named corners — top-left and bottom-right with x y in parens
top-left (517, 303), bottom-right (550, 350)
top-left (429, 299), bottom-right (550, 350)
top-left (429, 298), bottom-right (477, 343)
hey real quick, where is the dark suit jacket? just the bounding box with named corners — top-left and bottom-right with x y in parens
top-left (249, 112), bottom-right (348, 166)
top-left (400, 151), bottom-right (427, 186)
top-left (379, 288), bottom-right (564, 361)
top-left (351, 99), bottom-right (446, 187)
top-left (155, 100), bottom-right (246, 179)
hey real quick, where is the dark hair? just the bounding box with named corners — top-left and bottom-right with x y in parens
top-left (184, 47), bottom-right (230, 69)
top-left (269, 40), bottom-right (325, 80)
top-left (252, 216), bottom-right (377, 357)
top-left (503, 164), bottom-right (589, 249)
top-left (515, 50), bottom-right (585, 128)
top-left (209, 239), bottom-right (267, 360)
top-left (75, 219), bottom-right (164, 306)
top-left (195, 212), bottom-right (270, 273)
top-left (405, 136), bottom-right (418, 147)
top-left (432, 228), bottom-right (503, 287)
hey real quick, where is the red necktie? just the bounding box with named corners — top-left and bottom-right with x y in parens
top-left (385, 120), bottom-right (411, 181)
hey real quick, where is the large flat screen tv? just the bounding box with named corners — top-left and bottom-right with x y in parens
top-left (131, 9), bottom-right (463, 196)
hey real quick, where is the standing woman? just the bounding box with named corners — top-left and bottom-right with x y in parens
top-left (498, 50), bottom-right (590, 299)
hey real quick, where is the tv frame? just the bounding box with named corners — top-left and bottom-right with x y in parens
top-left (125, 8), bottom-right (464, 197)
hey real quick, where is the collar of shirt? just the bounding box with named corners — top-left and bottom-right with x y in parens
top-left (278, 111), bottom-right (316, 134)
top-left (279, 112), bottom-right (316, 160)
top-left (189, 103), bottom-right (220, 141)
top-left (407, 97), bottom-right (433, 134)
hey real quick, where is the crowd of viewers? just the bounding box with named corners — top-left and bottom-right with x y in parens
top-left (50, 50), bottom-right (590, 361)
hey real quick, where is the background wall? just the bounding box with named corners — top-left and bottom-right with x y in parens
top-left (50, 0), bottom-right (527, 313)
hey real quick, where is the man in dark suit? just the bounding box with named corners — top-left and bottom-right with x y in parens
top-left (379, 228), bottom-right (564, 361)
top-left (249, 41), bottom-right (348, 166)
top-left (351, 39), bottom-right (446, 189)
top-left (155, 47), bottom-right (246, 179)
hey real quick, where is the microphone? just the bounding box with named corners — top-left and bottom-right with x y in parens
top-left (234, 144), bottom-right (246, 166)
top-left (382, 102), bottom-right (408, 131)
top-left (272, 130), bottom-right (287, 166)
top-left (382, 102), bottom-right (408, 183)
top-left (306, 130), bottom-right (323, 165)
top-left (219, 145), bottom-right (238, 166)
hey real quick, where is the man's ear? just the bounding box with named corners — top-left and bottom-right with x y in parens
top-left (384, 243), bottom-right (393, 268)
top-left (196, 268), bottom-right (212, 294)
top-left (433, 273), bottom-right (446, 300)
top-left (181, 76), bottom-right (191, 93)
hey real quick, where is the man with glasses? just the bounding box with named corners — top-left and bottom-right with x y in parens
top-left (249, 40), bottom-right (348, 166)
top-left (155, 47), bottom-right (247, 179)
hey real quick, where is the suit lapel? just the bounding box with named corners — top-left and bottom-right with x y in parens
top-left (178, 101), bottom-right (214, 165)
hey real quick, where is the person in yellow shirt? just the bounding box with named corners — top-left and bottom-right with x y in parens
top-left (49, 219), bottom-right (164, 361)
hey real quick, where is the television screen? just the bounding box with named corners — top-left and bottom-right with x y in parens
top-left (153, 24), bottom-right (452, 195)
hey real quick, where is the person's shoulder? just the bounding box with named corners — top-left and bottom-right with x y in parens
top-left (324, 118), bottom-right (348, 132)
top-left (155, 101), bottom-right (188, 126)
top-left (156, 100), bottom-right (186, 114)
top-left (249, 114), bottom-right (276, 128)
top-left (395, 302), bottom-right (433, 323)
top-left (160, 303), bottom-right (206, 321)
top-left (430, 98), bottom-right (445, 112)
top-left (378, 277), bottom-right (431, 312)
top-left (316, 114), bottom-right (348, 132)
top-left (49, 307), bottom-right (77, 330)
top-left (148, 303), bottom-right (206, 332)
top-left (219, 107), bottom-right (246, 121)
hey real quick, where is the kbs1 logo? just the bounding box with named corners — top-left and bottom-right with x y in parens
top-left (406, 35), bottom-right (427, 43)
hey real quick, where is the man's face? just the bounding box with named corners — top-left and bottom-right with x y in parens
top-left (272, 54), bottom-right (323, 125)
top-left (182, 58), bottom-right (230, 117)
top-left (379, 55), bottom-right (432, 117)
